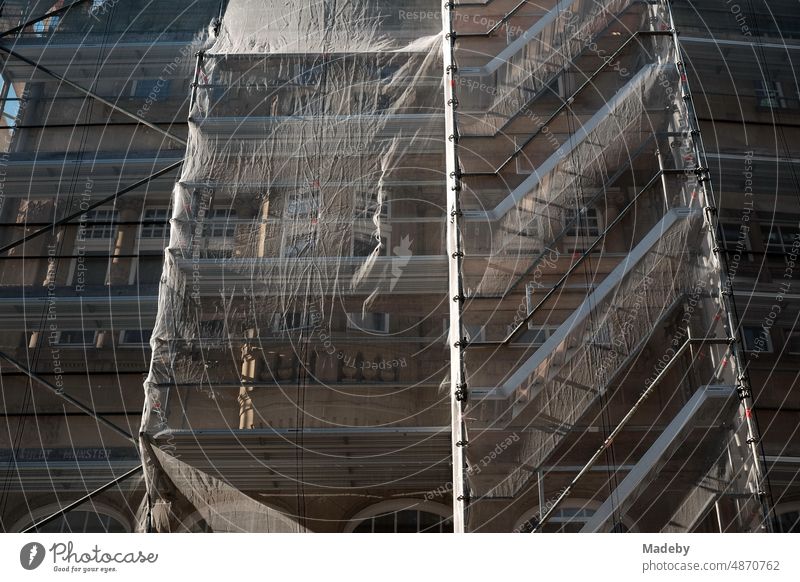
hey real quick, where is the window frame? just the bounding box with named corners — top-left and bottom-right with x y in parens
top-left (140, 207), bottom-right (170, 240)
top-left (118, 329), bottom-right (153, 346)
top-left (784, 330), bottom-right (800, 355)
top-left (564, 206), bottom-right (601, 238)
top-left (53, 329), bottom-right (98, 347)
top-left (204, 208), bottom-right (238, 240)
top-left (67, 252), bottom-right (111, 287)
top-left (755, 79), bottom-right (788, 109)
top-left (344, 500), bottom-right (453, 533)
top-left (348, 312), bottom-right (390, 334)
top-left (81, 209), bottom-right (119, 240)
top-left (760, 222), bottom-right (800, 257)
top-left (742, 325), bottom-right (773, 353)
top-left (271, 312), bottom-right (314, 333)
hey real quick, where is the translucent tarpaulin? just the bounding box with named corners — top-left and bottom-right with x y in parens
top-left (140, 0), bottom-right (452, 531)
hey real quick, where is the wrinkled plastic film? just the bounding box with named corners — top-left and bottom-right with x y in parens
top-left (141, 0), bottom-right (450, 530)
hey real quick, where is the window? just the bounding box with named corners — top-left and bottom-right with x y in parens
top-left (547, 74), bottom-right (569, 102)
top-left (565, 207), bottom-right (600, 237)
top-left (293, 61), bottom-right (323, 85)
top-left (271, 312), bottom-right (313, 333)
top-left (81, 209), bottom-right (118, 239)
top-left (348, 312), bottom-right (389, 334)
top-left (54, 330), bottom-right (97, 346)
top-left (776, 510), bottom-right (800, 533)
top-left (198, 320), bottom-right (225, 338)
top-left (719, 223), bottom-right (747, 246)
top-left (141, 208), bottom-right (170, 239)
top-left (32, 15), bottom-right (60, 36)
top-left (518, 215), bottom-right (540, 238)
top-left (521, 507), bottom-right (592, 533)
top-left (756, 80), bottom-right (787, 109)
top-left (719, 222), bottom-right (752, 260)
top-left (204, 208), bottom-right (238, 239)
top-left (514, 325), bottom-right (555, 346)
top-left (1, 76), bottom-right (21, 126)
top-left (761, 223), bottom-right (800, 255)
top-left (72, 254), bottom-right (111, 286)
top-left (346, 501), bottom-right (453, 533)
top-left (120, 329), bottom-right (152, 345)
top-left (514, 136), bottom-right (535, 175)
top-left (785, 331), bottom-right (800, 355)
top-left (590, 324), bottom-right (612, 347)
top-left (516, 502), bottom-right (628, 533)
top-left (378, 63), bottom-right (400, 83)
top-left (354, 191), bottom-right (388, 219)
top-left (742, 325), bottom-right (772, 353)
top-left (352, 509), bottom-right (453, 533)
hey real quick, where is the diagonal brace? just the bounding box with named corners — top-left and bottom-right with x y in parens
top-left (0, 0), bottom-right (91, 40)
top-left (530, 337), bottom-right (734, 532)
top-left (22, 465), bottom-right (143, 532)
top-left (0, 349), bottom-right (136, 443)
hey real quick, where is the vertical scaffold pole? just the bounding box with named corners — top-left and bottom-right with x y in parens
top-left (442, 0), bottom-right (467, 533)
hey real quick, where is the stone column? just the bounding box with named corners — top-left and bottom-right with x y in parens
top-left (238, 328), bottom-right (259, 429)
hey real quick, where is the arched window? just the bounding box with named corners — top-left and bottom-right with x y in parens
top-left (346, 500), bottom-right (453, 533)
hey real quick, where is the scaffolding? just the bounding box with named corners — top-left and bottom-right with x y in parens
top-left (0, 0), bottom-right (781, 533)
top-left (134, 0), bottom-right (771, 533)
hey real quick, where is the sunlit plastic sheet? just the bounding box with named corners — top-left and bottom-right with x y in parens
top-left (141, 0), bottom-right (450, 531)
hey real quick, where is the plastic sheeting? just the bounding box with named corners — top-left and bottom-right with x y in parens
top-left (141, 0), bottom-right (451, 531)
